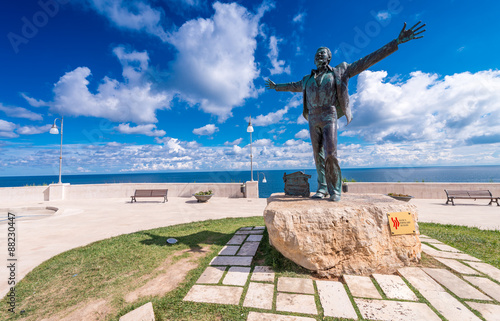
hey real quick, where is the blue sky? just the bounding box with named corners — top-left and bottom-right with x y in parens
top-left (1, 0), bottom-right (499, 176)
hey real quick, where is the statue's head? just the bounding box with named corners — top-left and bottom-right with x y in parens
top-left (315, 47), bottom-right (331, 68)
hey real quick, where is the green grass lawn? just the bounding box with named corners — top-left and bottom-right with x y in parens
top-left (1, 219), bottom-right (498, 321)
top-left (0, 217), bottom-right (265, 321)
top-left (419, 223), bottom-right (500, 268)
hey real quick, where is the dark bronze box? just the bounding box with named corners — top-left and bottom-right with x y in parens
top-left (283, 171), bottom-right (311, 197)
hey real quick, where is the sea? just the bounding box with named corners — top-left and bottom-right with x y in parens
top-left (1, 165), bottom-right (499, 198)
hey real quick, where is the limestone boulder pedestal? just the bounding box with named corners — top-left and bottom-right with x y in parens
top-left (264, 193), bottom-right (421, 277)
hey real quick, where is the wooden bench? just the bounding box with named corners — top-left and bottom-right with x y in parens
top-left (445, 189), bottom-right (499, 206)
top-left (131, 189), bottom-right (168, 203)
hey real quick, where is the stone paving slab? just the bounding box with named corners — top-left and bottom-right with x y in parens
top-left (247, 312), bottom-right (316, 321)
top-left (119, 302), bottom-right (155, 321)
top-left (210, 255), bottom-right (253, 266)
top-left (227, 234), bottom-right (247, 245)
top-left (251, 266), bottom-right (275, 282)
top-left (223, 266), bottom-right (251, 286)
top-left (463, 275), bottom-right (500, 302)
top-left (276, 293), bottom-right (318, 315)
top-left (246, 234), bottom-right (263, 242)
top-left (430, 243), bottom-right (462, 252)
top-left (434, 257), bottom-right (480, 275)
top-left (196, 266), bottom-right (226, 284)
top-left (465, 261), bottom-right (500, 282)
top-left (239, 227), bottom-right (253, 230)
top-left (277, 277), bottom-right (315, 294)
top-left (398, 267), bottom-right (445, 292)
top-left (219, 245), bottom-right (240, 256)
top-left (237, 241), bottom-right (260, 256)
top-left (253, 226), bottom-right (265, 230)
top-left (421, 243), bottom-right (481, 261)
top-left (420, 290), bottom-right (482, 321)
top-left (243, 282), bottom-right (274, 310)
top-left (418, 234), bottom-right (431, 238)
top-left (355, 299), bottom-right (441, 321)
top-left (343, 275), bottom-right (382, 299)
top-left (316, 280), bottom-right (358, 319)
top-left (422, 268), bottom-right (492, 300)
top-left (235, 230), bottom-right (264, 235)
top-left (184, 285), bottom-right (243, 305)
top-left (372, 273), bottom-right (418, 301)
top-left (466, 302), bottom-right (500, 321)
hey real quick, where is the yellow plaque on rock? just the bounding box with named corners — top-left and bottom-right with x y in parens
top-left (387, 212), bottom-right (416, 235)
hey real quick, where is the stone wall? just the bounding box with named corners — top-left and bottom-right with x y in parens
top-left (0, 182), bottom-right (258, 202)
top-left (346, 182), bottom-right (500, 199)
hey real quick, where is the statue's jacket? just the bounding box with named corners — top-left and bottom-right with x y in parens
top-left (275, 40), bottom-right (399, 125)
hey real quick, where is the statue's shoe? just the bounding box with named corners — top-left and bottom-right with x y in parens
top-left (330, 195), bottom-right (341, 202)
top-left (311, 192), bottom-right (327, 199)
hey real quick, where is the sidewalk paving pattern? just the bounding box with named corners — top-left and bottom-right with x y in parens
top-left (183, 227), bottom-right (500, 320)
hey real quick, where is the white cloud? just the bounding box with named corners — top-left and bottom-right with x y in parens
top-left (193, 124), bottom-right (219, 136)
top-left (232, 145), bottom-right (243, 154)
top-left (376, 11), bottom-right (390, 21)
top-left (21, 93), bottom-right (48, 107)
top-left (0, 119), bottom-right (17, 138)
top-left (3, 135), bottom-right (500, 176)
top-left (38, 2), bottom-right (273, 124)
top-left (251, 107), bottom-right (288, 126)
top-left (17, 124), bottom-right (52, 135)
top-left (284, 139), bottom-right (302, 146)
top-left (167, 2), bottom-right (268, 121)
top-left (83, 0), bottom-right (169, 41)
top-left (253, 138), bottom-right (272, 146)
top-left (297, 114), bottom-right (307, 124)
top-left (116, 123), bottom-right (166, 136)
top-left (250, 95), bottom-right (301, 127)
top-left (186, 141), bottom-right (201, 148)
top-left (155, 137), bottom-right (186, 153)
top-left (107, 142), bottom-right (123, 147)
top-left (347, 70), bottom-right (500, 146)
top-left (0, 103), bottom-right (42, 121)
top-left (268, 36), bottom-right (290, 75)
top-left (295, 129), bottom-right (309, 139)
top-left (224, 138), bottom-right (243, 145)
top-left (49, 47), bottom-right (171, 123)
top-left (292, 12), bottom-right (306, 23)
top-left (113, 46), bottom-right (149, 86)
top-left (77, 166), bottom-right (92, 173)
top-left (166, 0), bottom-right (203, 8)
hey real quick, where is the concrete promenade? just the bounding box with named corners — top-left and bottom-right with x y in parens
top-left (0, 197), bottom-right (267, 298)
top-left (1, 195), bottom-right (499, 298)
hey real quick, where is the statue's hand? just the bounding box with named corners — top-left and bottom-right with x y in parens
top-left (265, 79), bottom-right (277, 90)
top-left (397, 21), bottom-right (426, 44)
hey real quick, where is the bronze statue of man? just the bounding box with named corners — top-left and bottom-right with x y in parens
top-left (266, 22), bottom-right (425, 201)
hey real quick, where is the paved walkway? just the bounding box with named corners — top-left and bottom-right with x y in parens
top-left (0, 197), bottom-right (267, 297)
top-left (1, 195), bottom-right (498, 301)
top-left (413, 198), bottom-right (500, 230)
top-left (184, 227), bottom-right (500, 321)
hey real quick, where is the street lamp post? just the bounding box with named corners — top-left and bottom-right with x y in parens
top-left (247, 116), bottom-right (254, 181)
top-left (259, 172), bottom-right (267, 183)
top-left (50, 116), bottom-right (64, 184)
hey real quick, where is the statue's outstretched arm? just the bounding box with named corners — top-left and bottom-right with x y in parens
top-left (266, 79), bottom-right (302, 92)
top-left (347, 21), bottom-right (426, 78)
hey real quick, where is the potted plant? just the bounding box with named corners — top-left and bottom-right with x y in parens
top-left (342, 178), bottom-right (356, 193)
top-left (193, 190), bottom-right (213, 202)
top-left (387, 193), bottom-right (414, 202)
